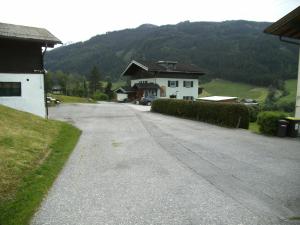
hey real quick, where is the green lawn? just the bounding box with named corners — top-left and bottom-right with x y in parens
top-left (100, 81), bottom-right (126, 90)
top-left (0, 105), bottom-right (81, 225)
top-left (49, 94), bottom-right (95, 103)
top-left (249, 122), bottom-right (260, 133)
top-left (277, 79), bottom-right (297, 105)
top-left (200, 79), bottom-right (268, 103)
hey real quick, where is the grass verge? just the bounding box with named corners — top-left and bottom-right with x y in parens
top-left (49, 94), bottom-right (96, 103)
top-left (0, 105), bottom-right (81, 225)
top-left (249, 122), bottom-right (260, 133)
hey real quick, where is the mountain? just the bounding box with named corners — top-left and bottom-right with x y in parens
top-left (45, 20), bottom-right (299, 86)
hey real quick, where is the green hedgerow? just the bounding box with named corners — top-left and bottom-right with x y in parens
top-left (151, 99), bottom-right (249, 129)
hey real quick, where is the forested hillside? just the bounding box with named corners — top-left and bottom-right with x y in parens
top-left (45, 20), bottom-right (299, 86)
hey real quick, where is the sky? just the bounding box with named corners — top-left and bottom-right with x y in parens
top-left (0, 0), bottom-right (299, 43)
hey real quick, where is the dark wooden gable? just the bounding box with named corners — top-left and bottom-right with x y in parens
top-left (0, 38), bottom-right (43, 73)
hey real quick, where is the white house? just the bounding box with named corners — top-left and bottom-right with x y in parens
top-left (264, 6), bottom-right (300, 118)
top-left (121, 60), bottom-right (205, 100)
top-left (0, 22), bottom-right (61, 117)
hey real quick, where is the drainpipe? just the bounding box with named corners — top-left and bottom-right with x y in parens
top-left (279, 36), bottom-right (300, 117)
top-left (42, 44), bottom-right (48, 119)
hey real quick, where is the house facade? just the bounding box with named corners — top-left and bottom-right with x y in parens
top-left (121, 60), bottom-right (204, 100)
top-left (0, 22), bottom-right (61, 117)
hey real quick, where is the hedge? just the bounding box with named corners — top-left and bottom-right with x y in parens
top-left (151, 99), bottom-right (249, 129)
top-left (257, 111), bottom-right (288, 135)
top-left (92, 92), bottom-right (109, 101)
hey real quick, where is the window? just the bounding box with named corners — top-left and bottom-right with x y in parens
top-left (0, 82), bottom-right (21, 96)
top-left (139, 80), bottom-right (148, 84)
top-left (183, 81), bottom-right (193, 88)
top-left (168, 80), bottom-right (178, 88)
top-left (183, 96), bottom-right (194, 100)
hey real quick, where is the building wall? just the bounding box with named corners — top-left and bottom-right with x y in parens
top-left (131, 78), bottom-right (199, 99)
top-left (0, 73), bottom-right (46, 117)
top-left (0, 39), bottom-right (43, 73)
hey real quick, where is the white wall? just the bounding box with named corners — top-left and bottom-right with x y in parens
top-left (116, 93), bottom-right (128, 101)
top-left (0, 73), bottom-right (46, 118)
top-left (131, 77), bottom-right (199, 99)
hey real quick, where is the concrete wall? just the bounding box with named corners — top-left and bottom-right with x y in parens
top-left (131, 78), bottom-right (199, 99)
top-left (296, 49), bottom-right (300, 118)
top-left (0, 73), bottom-right (46, 117)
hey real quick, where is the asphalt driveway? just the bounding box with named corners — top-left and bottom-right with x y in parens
top-left (32, 102), bottom-right (300, 225)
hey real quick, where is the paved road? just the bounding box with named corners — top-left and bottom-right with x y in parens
top-left (32, 103), bottom-right (300, 225)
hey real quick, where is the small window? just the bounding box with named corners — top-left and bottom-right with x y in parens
top-left (183, 96), bottom-right (194, 100)
top-left (0, 82), bottom-right (21, 96)
top-left (183, 81), bottom-right (193, 88)
top-left (168, 80), bottom-right (178, 88)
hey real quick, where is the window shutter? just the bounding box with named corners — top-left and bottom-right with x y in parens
top-left (168, 81), bottom-right (170, 87)
top-left (176, 81), bottom-right (178, 87)
top-left (191, 81), bottom-right (193, 87)
top-left (183, 81), bottom-right (186, 87)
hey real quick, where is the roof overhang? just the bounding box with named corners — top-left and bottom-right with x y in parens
top-left (0, 22), bottom-right (62, 48)
top-left (264, 6), bottom-right (300, 42)
top-left (121, 60), bottom-right (149, 76)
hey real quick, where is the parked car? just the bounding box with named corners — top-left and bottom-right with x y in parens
top-left (240, 98), bottom-right (258, 106)
top-left (139, 96), bottom-right (157, 105)
top-left (46, 96), bottom-right (61, 105)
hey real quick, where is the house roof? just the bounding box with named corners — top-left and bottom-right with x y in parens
top-left (114, 86), bottom-right (135, 93)
top-left (0, 22), bottom-right (62, 47)
top-left (122, 60), bottom-right (205, 76)
top-left (133, 82), bottom-right (160, 89)
top-left (264, 6), bottom-right (300, 40)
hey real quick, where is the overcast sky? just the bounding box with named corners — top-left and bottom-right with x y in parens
top-left (0, 0), bottom-right (299, 43)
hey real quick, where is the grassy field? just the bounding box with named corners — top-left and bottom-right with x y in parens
top-left (100, 81), bottom-right (126, 90)
top-left (200, 79), bottom-right (269, 103)
top-left (277, 79), bottom-right (297, 105)
top-left (0, 105), bottom-right (81, 225)
top-left (49, 94), bottom-right (95, 103)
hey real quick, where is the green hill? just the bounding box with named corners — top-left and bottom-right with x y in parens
top-left (277, 79), bottom-right (297, 104)
top-left (200, 79), bottom-right (268, 102)
top-left (200, 79), bottom-right (297, 106)
top-left (45, 20), bottom-right (298, 86)
top-left (0, 105), bottom-right (80, 225)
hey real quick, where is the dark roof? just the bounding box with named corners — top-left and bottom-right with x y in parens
top-left (264, 6), bottom-right (300, 40)
top-left (133, 82), bottom-right (160, 89)
top-left (122, 60), bottom-right (205, 76)
top-left (0, 22), bottom-right (62, 47)
top-left (114, 86), bottom-right (135, 93)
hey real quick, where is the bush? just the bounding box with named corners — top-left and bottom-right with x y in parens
top-left (92, 91), bottom-right (109, 101)
top-left (246, 105), bottom-right (260, 122)
top-left (277, 100), bottom-right (295, 113)
top-left (257, 111), bottom-right (288, 135)
top-left (151, 99), bottom-right (249, 129)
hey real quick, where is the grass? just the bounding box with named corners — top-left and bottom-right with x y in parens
top-left (0, 105), bottom-right (81, 225)
top-left (49, 94), bottom-right (95, 103)
top-left (277, 79), bottom-right (297, 105)
top-left (200, 79), bottom-right (268, 103)
top-left (249, 122), bottom-right (260, 133)
top-left (100, 81), bottom-right (126, 90)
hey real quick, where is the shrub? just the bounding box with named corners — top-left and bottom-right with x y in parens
top-left (151, 99), bottom-right (249, 129)
top-left (246, 105), bottom-right (260, 122)
top-left (277, 100), bottom-right (295, 113)
top-left (92, 91), bottom-right (109, 101)
top-left (257, 111), bottom-right (288, 135)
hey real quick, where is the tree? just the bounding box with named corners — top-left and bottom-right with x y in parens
top-left (88, 66), bottom-right (102, 95)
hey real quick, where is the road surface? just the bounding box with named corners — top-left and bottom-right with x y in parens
top-left (32, 102), bottom-right (300, 225)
